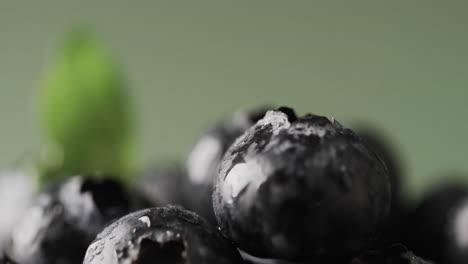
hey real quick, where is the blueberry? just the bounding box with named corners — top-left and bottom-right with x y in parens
top-left (135, 163), bottom-right (187, 207)
top-left (185, 106), bottom-right (270, 222)
top-left (405, 182), bottom-right (468, 264)
top-left (83, 206), bottom-right (244, 264)
top-left (6, 175), bottom-right (132, 264)
top-left (213, 107), bottom-right (391, 261)
top-left (350, 245), bottom-right (433, 264)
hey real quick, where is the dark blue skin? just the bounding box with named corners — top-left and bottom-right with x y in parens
top-left (83, 206), bottom-right (244, 264)
top-left (6, 175), bottom-right (132, 264)
top-left (213, 107), bottom-right (391, 261)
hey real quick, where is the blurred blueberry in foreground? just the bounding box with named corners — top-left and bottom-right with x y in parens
top-left (6, 175), bottom-right (133, 264)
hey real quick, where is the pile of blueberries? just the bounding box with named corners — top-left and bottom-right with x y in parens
top-left (2, 106), bottom-right (468, 264)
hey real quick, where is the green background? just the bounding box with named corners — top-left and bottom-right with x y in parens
top-left (1, 1), bottom-right (467, 198)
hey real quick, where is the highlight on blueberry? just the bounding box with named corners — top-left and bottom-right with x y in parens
top-left (213, 107), bottom-right (391, 261)
top-left (83, 206), bottom-right (244, 264)
top-left (240, 250), bottom-right (302, 264)
top-left (185, 106), bottom-right (270, 222)
top-left (6, 175), bottom-right (132, 264)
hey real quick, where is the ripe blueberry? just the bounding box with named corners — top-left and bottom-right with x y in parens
top-left (83, 206), bottom-right (244, 264)
top-left (6, 175), bottom-right (132, 264)
top-left (213, 107), bottom-right (391, 261)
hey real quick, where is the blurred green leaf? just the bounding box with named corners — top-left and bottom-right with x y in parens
top-left (39, 29), bottom-right (134, 184)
